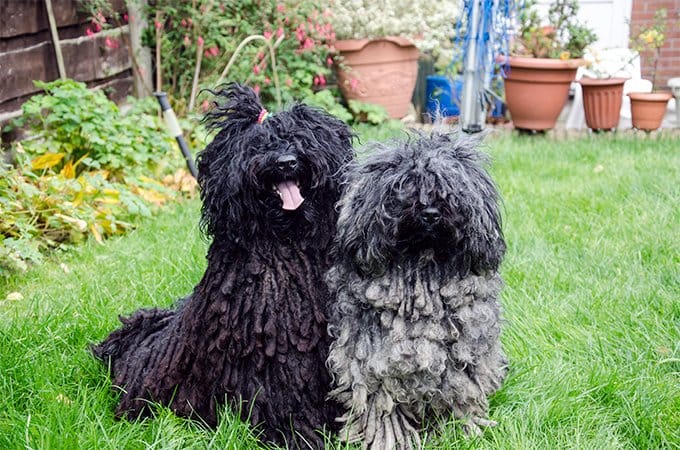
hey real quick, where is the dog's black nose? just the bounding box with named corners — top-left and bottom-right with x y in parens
top-left (276, 154), bottom-right (298, 172)
top-left (421, 207), bottom-right (441, 225)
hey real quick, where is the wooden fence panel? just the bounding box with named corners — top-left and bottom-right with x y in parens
top-left (0, 0), bottom-right (132, 125)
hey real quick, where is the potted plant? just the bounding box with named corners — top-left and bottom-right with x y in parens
top-left (627, 9), bottom-right (672, 132)
top-left (500, 0), bottom-right (597, 131)
top-left (578, 48), bottom-right (637, 131)
top-left (328, 0), bottom-right (458, 119)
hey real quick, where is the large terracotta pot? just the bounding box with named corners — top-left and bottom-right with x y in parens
top-left (502, 56), bottom-right (585, 131)
top-left (334, 37), bottom-right (419, 119)
top-left (579, 77), bottom-right (628, 131)
top-left (628, 92), bottom-right (672, 131)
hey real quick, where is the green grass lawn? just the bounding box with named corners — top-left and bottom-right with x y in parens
top-left (1, 131), bottom-right (679, 449)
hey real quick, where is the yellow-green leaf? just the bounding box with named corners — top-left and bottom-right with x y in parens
top-left (90, 223), bottom-right (103, 243)
top-left (61, 161), bottom-right (76, 179)
top-left (31, 153), bottom-right (65, 170)
top-left (54, 213), bottom-right (87, 231)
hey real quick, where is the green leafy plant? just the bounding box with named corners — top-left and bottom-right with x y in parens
top-left (0, 160), bottom-right (170, 275)
top-left (1, 80), bottom-right (195, 274)
top-left (513, 0), bottom-right (597, 59)
top-left (348, 100), bottom-right (390, 125)
top-left (17, 79), bottom-right (177, 180)
top-left (303, 89), bottom-right (353, 123)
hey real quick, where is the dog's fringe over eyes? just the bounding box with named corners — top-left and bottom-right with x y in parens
top-left (92, 83), bottom-right (355, 450)
top-left (327, 128), bottom-right (507, 449)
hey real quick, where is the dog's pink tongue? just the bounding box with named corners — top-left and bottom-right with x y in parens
top-left (277, 180), bottom-right (304, 210)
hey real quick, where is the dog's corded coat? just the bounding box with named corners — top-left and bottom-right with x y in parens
top-left (92, 84), bottom-right (354, 449)
top-left (326, 131), bottom-right (507, 449)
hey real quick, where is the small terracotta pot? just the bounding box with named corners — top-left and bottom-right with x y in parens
top-left (579, 77), bottom-right (628, 131)
top-left (502, 56), bottom-right (586, 131)
top-left (334, 37), bottom-right (419, 119)
top-left (628, 92), bottom-right (672, 131)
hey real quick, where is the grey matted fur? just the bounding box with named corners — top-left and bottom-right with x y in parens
top-left (326, 129), bottom-right (507, 449)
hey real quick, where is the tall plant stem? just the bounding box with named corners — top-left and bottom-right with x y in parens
top-left (216, 34), bottom-right (285, 110)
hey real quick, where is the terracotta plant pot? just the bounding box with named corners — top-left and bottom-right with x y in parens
top-left (334, 37), bottom-right (419, 119)
top-left (579, 77), bottom-right (628, 131)
top-left (502, 56), bottom-right (585, 131)
top-left (628, 92), bottom-right (672, 131)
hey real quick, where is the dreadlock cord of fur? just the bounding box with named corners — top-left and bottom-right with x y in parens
top-left (327, 129), bottom-right (508, 450)
top-left (93, 83), bottom-right (355, 449)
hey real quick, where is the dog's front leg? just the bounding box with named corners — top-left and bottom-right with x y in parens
top-left (340, 388), bottom-right (422, 450)
top-left (461, 415), bottom-right (498, 437)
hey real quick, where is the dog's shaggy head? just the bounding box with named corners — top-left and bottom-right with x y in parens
top-left (335, 130), bottom-right (505, 276)
top-left (197, 83), bottom-right (354, 247)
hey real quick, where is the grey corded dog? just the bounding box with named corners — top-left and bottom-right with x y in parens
top-left (326, 130), bottom-right (507, 449)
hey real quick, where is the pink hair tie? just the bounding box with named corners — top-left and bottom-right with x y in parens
top-left (257, 108), bottom-right (269, 124)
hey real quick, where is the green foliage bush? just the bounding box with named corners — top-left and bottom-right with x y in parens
top-left (18, 79), bottom-right (176, 179)
top-left (0, 80), bottom-right (192, 275)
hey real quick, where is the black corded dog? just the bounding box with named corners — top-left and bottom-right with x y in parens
top-left (93, 84), bottom-right (354, 449)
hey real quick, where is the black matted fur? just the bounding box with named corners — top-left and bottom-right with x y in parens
top-left (92, 83), bottom-right (354, 449)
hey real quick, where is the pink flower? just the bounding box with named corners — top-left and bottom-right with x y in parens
top-left (204, 46), bottom-right (219, 58)
top-left (253, 85), bottom-right (260, 95)
top-left (181, 18), bottom-right (187, 27)
top-left (257, 51), bottom-right (265, 60)
top-left (154, 20), bottom-right (162, 30)
top-left (276, 27), bottom-right (284, 38)
top-left (295, 26), bottom-right (306, 42)
top-left (286, 78), bottom-right (293, 87)
top-left (201, 99), bottom-right (210, 112)
top-left (349, 78), bottom-right (359, 90)
top-left (123, 13), bottom-right (128, 22)
top-left (264, 77), bottom-right (271, 85)
top-left (327, 56), bottom-right (333, 66)
top-left (197, 36), bottom-right (204, 47)
top-left (183, 35), bottom-right (191, 46)
top-left (313, 76), bottom-right (319, 86)
top-left (93, 22), bottom-right (102, 32)
top-left (253, 65), bottom-right (261, 75)
top-left (302, 37), bottom-right (314, 49)
top-left (264, 30), bottom-right (272, 40)
top-left (86, 28), bottom-right (94, 37)
top-left (96, 11), bottom-right (106, 23)
top-left (276, 3), bottom-right (285, 12)
top-left (318, 74), bottom-right (326, 86)
top-left (105, 37), bottom-right (119, 49)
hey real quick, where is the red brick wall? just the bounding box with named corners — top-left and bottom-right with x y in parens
top-left (630, 0), bottom-right (680, 91)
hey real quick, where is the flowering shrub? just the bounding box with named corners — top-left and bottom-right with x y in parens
top-left (582, 47), bottom-right (638, 79)
top-left (327, 0), bottom-right (459, 54)
top-left (141, 0), bottom-right (336, 111)
top-left (629, 8), bottom-right (669, 89)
